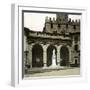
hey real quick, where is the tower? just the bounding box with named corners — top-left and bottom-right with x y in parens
top-left (56, 13), bottom-right (68, 23)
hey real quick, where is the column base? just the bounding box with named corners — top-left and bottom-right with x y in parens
top-left (43, 63), bottom-right (47, 69)
top-left (48, 65), bottom-right (64, 69)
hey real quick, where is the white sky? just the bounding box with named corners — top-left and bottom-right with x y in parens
top-left (24, 13), bottom-right (81, 31)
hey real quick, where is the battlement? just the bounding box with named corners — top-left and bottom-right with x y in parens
top-left (45, 16), bottom-right (56, 23)
top-left (44, 14), bottom-right (80, 34)
top-left (68, 19), bottom-right (80, 25)
top-left (45, 16), bottom-right (80, 25)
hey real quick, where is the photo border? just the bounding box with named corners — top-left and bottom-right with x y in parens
top-left (11, 4), bottom-right (87, 87)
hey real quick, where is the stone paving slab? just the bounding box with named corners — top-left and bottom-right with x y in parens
top-left (24, 67), bottom-right (80, 78)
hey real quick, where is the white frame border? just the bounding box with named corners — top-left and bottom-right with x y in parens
top-left (11, 4), bottom-right (87, 87)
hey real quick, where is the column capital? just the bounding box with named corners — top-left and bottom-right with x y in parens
top-left (43, 44), bottom-right (49, 51)
top-left (55, 45), bottom-right (63, 51)
top-left (28, 43), bottom-right (34, 48)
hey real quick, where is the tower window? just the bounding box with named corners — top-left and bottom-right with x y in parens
top-left (74, 36), bottom-right (78, 43)
top-left (51, 23), bottom-right (53, 28)
top-left (74, 36), bottom-right (78, 41)
top-left (73, 25), bottom-right (76, 29)
top-left (74, 45), bottom-right (78, 51)
top-left (53, 31), bottom-right (57, 34)
top-left (59, 19), bottom-right (61, 21)
top-left (66, 24), bottom-right (68, 28)
top-left (58, 24), bottom-right (60, 28)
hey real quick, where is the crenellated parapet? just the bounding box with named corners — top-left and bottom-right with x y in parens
top-left (44, 14), bottom-right (80, 34)
top-left (69, 19), bottom-right (80, 25)
top-left (45, 16), bottom-right (80, 24)
top-left (45, 16), bottom-right (56, 23)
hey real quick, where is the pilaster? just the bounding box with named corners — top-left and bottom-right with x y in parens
top-left (28, 44), bottom-right (34, 68)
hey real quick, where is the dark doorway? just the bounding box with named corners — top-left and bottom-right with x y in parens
top-left (47, 45), bottom-right (57, 66)
top-left (75, 59), bottom-right (77, 65)
top-left (32, 44), bottom-right (43, 67)
top-left (60, 46), bottom-right (69, 66)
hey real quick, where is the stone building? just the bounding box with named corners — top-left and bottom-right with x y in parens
top-left (24, 13), bottom-right (80, 69)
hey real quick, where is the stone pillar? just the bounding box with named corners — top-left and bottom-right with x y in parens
top-left (42, 44), bottom-right (49, 68)
top-left (43, 48), bottom-right (47, 67)
top-left (57, 49), bottom-right (60, 66)
top-left (78, 40), bottom-right (80, 51)
top-left (28, 44), bottom-right (33, 68)
top-left (67, 46), bottom-right (72, 66)
top-left (72, 36), bottom-right (75, 49)
top-left (56, 45), bottom-right (62, 67)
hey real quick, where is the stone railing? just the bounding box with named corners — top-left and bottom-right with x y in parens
top-left (29, 31), bottom-right (71, 40)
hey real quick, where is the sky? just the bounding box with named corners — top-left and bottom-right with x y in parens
top-left (24, 12), bottom-right (81, 32)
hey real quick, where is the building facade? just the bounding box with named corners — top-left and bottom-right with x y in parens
top-left (24, 13), bottom-right (80, 69)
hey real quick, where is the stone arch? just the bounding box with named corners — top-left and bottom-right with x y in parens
top-left (32, 44), bottom-right (43, 67)
top-left (47, 45), bottom-right (57, 66)
top-left (60, 45), bottom-right (69, 66)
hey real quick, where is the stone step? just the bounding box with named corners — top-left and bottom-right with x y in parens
top-left (28, 66), bottom-right (74, 72)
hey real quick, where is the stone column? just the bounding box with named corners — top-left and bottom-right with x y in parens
top-left (42, 44), bottom-right (49, 68)
top-left (56, 45), bottom-right (61, 67)
top-left (43, 48), bottom-right (47, 67)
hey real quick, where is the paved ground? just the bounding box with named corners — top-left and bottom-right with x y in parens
top-left (24, 67), bottom-right (80, 78)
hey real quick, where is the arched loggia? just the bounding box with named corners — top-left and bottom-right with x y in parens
top-left (47, 45), bottom-right (57, 66)
top-left (60, 46), bottom-right (69, 66)
top-left (32, 44), bottom-right (43, 67)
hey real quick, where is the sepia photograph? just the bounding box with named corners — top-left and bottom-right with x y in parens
top-left (23, 10), bottom-right (81, 78)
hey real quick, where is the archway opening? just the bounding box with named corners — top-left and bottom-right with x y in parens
top-left (32, 44), bottom-right (43, 67)
top-left (60, 46), bottom-right (69, 66)
top-left (47, 45), bottom-right (57, 66)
